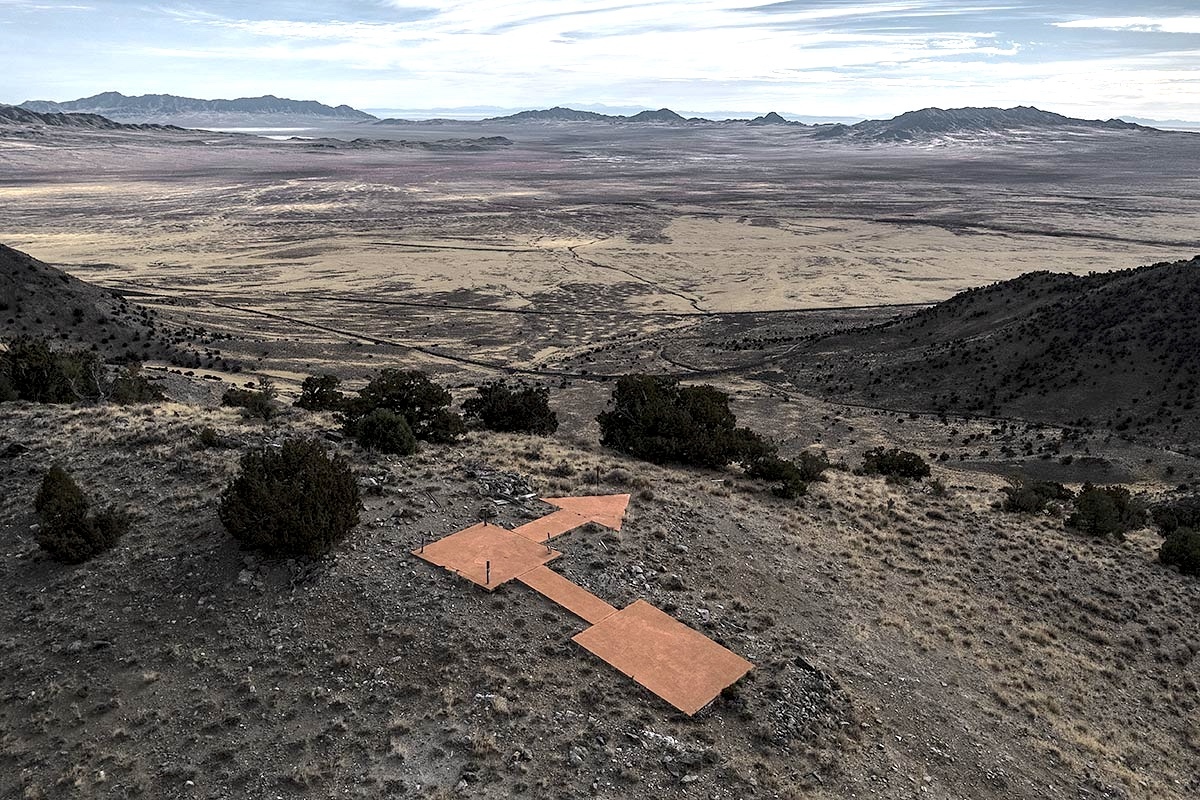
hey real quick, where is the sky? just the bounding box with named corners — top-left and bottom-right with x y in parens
top-left (3, 1), bottom-right (1200, 120)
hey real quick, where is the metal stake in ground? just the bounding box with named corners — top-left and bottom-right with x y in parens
top-left (486, 560), bottom-right (491, 585)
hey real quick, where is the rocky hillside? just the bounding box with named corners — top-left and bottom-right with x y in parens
top-left (0, 244), bottom-right (209, 367)
top-left (0, 105), bottom-right (181, 131)
top-left (788, 256), bottom-right (1200, 448)
top-left (20, 92), bottom-right (375, 123)
top-left (0, 394), bottom-right (1196, 799)
top-left (815, 106), bottom-right (1160, 143)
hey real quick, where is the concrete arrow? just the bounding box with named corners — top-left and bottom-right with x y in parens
top-left (541, 493), bottom-right (631, 531)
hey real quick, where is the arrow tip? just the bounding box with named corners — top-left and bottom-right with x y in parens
top-left (542, 494), bottom-right (631, 530)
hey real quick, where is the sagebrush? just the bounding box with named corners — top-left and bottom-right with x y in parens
top-left (597, 375), bottom-right (769, 469)
top-left (295, 374), bottom-right (346, 411)
top-left (463, 380), bottom-right (558, 435)
top-left (33, 465), bottom-right (128, 563)
top-left (1067, 484), bottom-right (1145, 540)
top-left (350, 408), bottom-right (417, 455)
top-left (340, 369), bottom-right (465, 444)
top-left (860, 447), bottom-right (931, 481)
top-left (219, 439), bottom-right (361, 558)
top-left (1160, 528), bottom-right (1200, 576)
top-left (1, 335), bottom-right (161, 404)
top-left (1001, 478), bottom-right (1074, 514)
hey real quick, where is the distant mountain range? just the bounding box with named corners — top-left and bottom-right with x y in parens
top-left (393, 105), bottom-right (1170, 139)
top-left (814, 106), bottom-right (1156, 142)
top-left (469, 106), bottom-right (799, 125)
top-left (373, 106), bottom-right (698, 124)
top-left (0, 103), bottom-right (182, 131)
top-left (19, 92), bottom-right (377, 123)
top-left (1121, 115), bottom-right (1200, 131)
top-left (4, 94), bottom-right (1187, 144)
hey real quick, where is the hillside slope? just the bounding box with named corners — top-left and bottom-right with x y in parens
top-left (0, 404), bottom-right (1195, 799)
top-left (788, 256), bottom-right (1200, 448)
top-left (0, 244), bottom-right (201, 366)
top-left (0, 104), bottom-right (182, 131)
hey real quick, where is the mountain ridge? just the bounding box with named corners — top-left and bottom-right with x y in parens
top-left (788, 255), bottom-right (1200, 447)
top-left (12, 96), bottom-right (1169, 136)
top-left (815, 105), bottom-right (1162, 142)
top-left (0, 104), bottom-right (183, 131)
top-left (427, 104), bottom-right (1163, 136)
top-left (19, 91), bottom-right (376, 122)
top-left (477, 106), bottom-right (800, 125)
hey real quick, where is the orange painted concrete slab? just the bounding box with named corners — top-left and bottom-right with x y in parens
top-left (543, 494), bottom-right (631, 531)
top-left (516, 565), bottom-right (618, 624)
top-left (510, 509), bottom-right (590, 543)
top-left (572, 600), bottom-right (753, 715)
top-left (413, 523), bottom-right (560, 591)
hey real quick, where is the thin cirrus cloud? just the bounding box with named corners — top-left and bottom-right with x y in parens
top-left (3, 1), bottom-right (1200, 120)
top-left (1053, 16), bottom-right (1200, 34)
top-left (150, 1), bottom-right (1022, 90)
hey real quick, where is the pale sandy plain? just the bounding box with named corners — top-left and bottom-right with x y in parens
top-left (2, 120), bottom-right (1197, 388)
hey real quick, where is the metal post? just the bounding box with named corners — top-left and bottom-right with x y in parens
top-left (486, 560), bottom-right (491, 585)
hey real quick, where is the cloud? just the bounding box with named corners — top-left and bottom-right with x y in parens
top-left (171, 0), bottom-right (1017, 78)
top-left (1053, 16), bottom-right (1200, 34)
top-left (0, 1), bottom-right (90, 9)
top-left (7, 1), bottom-right (1200, 120)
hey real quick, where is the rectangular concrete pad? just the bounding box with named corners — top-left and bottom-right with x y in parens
top-left (572, 600), bottom-right (753, 715)
top-left (510, 509), bottom-right (590, 543)
top-left (516, 565), bottom-right (618, 624)
top-left (413, 523), bottom-right (560, 591)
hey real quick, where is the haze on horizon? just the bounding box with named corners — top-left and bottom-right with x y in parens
top-left (4, 1), bottom-right (1200, 122)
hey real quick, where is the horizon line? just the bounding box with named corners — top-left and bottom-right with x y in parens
top-left (10, 93), bottom-right (1200, 126)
